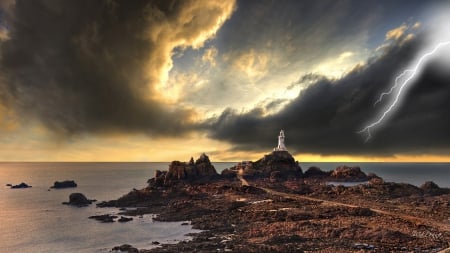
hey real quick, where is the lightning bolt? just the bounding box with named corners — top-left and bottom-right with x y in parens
top-left (359, 40), bottom-right (450, 142)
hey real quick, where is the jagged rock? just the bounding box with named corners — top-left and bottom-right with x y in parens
top-left (330, 166), bottom-right (369, 182)
top-left (240, 151), bottom-right (303, 180)
top-left (63, 193), bottom-right (94, 207)
top-left (51, 180), bottom-right (77, 189)
top-left (148, 153), bottom-right (219, 187)
top-left (10, 182), bottom-right (32, 189)
top-left (112, 244), bottom-right (139, 253)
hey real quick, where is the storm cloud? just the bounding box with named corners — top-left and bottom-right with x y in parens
top-left (208, 34), bottom-right (450, 156)
top-left (0, 0), bottom-right (235, 136)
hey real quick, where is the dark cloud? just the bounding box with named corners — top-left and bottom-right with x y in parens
top-left (208, 34), bottom-right (450, 156)
top-left (0, 0), bottom-right (234, 136)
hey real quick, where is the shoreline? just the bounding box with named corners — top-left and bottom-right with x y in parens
top-left (99, 153), bottom-right (450, 252)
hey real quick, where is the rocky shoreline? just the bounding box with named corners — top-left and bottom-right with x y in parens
top-left (101, 152), bottom-right (450, 252)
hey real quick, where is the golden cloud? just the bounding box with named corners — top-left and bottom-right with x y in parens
top-left (202, 46), bottom-right (218, 66)
top-left (231, 48), bottom-right (269, 79)
top-left (144, 0), bottom-right (236, 102)
top-left (385, 24), bottom-right (408, 41)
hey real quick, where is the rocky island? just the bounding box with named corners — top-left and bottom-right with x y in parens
top-left (100, 131), bottom-right (450, 252)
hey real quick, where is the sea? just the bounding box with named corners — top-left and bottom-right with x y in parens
top-left (0, 162), bottom-right (449, 252)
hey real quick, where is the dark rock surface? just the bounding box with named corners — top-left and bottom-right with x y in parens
top-left (89, 214), bottom-right (118, 223)
top-left (118, 216), bottom-right (133, 222)
top-left (112, 244), bottom-right (139, 253)
top-left (62, 193), bottom-right (95, 207)
top-left (51, 180), bottom-right (77, 189)
top-left (10, 182), bottom-right (32, 189)
top-left (420, 181), bottom-right (450, 195)
top-left (304, 166), bottom-right (330, 178)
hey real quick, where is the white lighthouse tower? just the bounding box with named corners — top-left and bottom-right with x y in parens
top-left (274, 129), bottom-right (287, 151)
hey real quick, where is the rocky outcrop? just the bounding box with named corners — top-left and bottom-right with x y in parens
top-left (10, 182), bottom-right (32, 189)
top-left (304, 166), bottom-right (330, 178)
top-left (148, 153), bottom-right (219, 187)
top-left (112, 244), bottom-right (139, 253)
top-left (420, 181), bottom-right (450, 195)
top-left (236, 151), bottom-right (303, 180)
top-left (51, 180), bottom-right (77, 189)
top-left (330, 166), bottom-right (372, 182)
top-left (62, 193), bottom-right (95, 207)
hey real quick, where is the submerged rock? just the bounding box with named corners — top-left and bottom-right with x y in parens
top-left (117, 216), bottom-right (133, 222)
top-left (89, 214), bottom-right (118, 222)
top-left (51, 180), bottom-right (77, 189)
top-left (62, 193), bottom-right (95, 207)
top-left (10, 182), bottom-right (32, 189)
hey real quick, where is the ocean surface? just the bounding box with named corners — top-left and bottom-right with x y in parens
top-left (0, 162), bottom-right (449, 252)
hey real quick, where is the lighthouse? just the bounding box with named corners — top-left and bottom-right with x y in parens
top-left (273, 130), bottom-right (287, 151)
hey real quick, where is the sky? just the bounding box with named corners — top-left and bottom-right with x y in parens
top-left (0, 0), bottom-right (450, 162)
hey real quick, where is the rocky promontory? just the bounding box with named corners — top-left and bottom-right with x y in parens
top-left (96, 153), bottom-right (450, 253)
top-left (227, 151), bottom-right (303, 181)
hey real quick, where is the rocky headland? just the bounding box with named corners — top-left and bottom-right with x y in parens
top-left (99, 153), bottom-right (450, 252)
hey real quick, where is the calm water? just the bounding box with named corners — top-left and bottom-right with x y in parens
top-left (0, 162), bottom-right (449, 252)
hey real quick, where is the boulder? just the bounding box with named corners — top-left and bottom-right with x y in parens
top-left (51, 180), bottom-right (77, 189)
top-left (10, 182), bottom-right (32, 189)
top-left (63, 193), bottom-right (94, 207)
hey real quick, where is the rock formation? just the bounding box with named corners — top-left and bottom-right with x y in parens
top-left (148, 153), bottom-right (219, 187)
top-left (62, 193), bottom-right (95, 207)
top-left (235, 151), bottom-right (303, 180)
top-left (51, 180), bottom-right (77, 189)
top-left (10, 182), bottom-right (32, 189)
top-left (304, 166), bottom-right (330, 178)
top-left (330, 166), bottom-right (372, 182)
